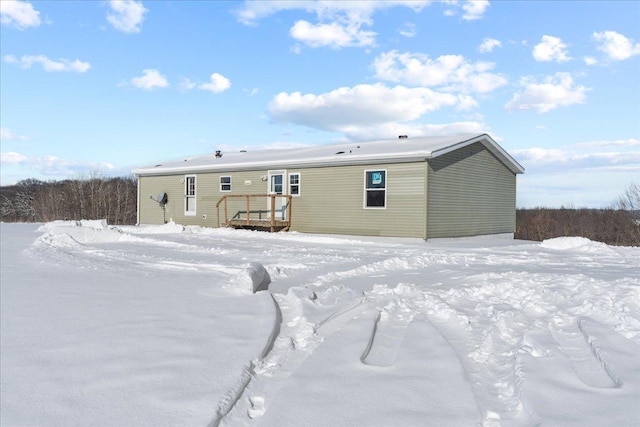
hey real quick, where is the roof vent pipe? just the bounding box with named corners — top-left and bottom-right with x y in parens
top-left (215, 150), bottom-right (223, 158)
top-left (398, 135), bottom-right (408, 139)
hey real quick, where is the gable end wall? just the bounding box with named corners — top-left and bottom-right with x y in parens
top-left (427, 142), bottom-right (516, 238)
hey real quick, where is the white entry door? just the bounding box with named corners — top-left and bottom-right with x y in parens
top-left (267, 170), bottom-right (287, 219)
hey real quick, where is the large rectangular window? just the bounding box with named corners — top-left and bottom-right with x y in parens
top-left (185, 175), bottom-right (196, 215)
top-left (364, 170), bottom-right (386, 208)
top-left (289, 173), bottom-right (300, 196)
top-left (220, 176), bottom-right (231, 192)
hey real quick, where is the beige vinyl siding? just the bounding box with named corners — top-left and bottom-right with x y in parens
top-left (138, 171), bottom-right (270, 226)
top-left (139, 175), bottom-right (182, 225)
top-left (140, 163), bottom-right (426, 236)
top-left (289, 162), bottom-right (426, 238)
top-left (207, 170), bottom-right (270, 226)
top-left (427, 142), bottom-right (516, 238)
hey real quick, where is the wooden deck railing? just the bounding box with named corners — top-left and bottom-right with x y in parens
top-left (215, 194), bottom-right (293, 232)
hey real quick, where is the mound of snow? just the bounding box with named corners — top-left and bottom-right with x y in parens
top-left (133, 221), bottom-right (185, 234)
top-left (540, 236), bottom-right (613, 253)
top-left (226, 262), bottom-right (272, 294)
top-left (37, 219), bottom-right (108, 232)
top-left (35, 219), bottom-right (125, 247)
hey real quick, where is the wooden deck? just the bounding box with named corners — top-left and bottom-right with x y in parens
top-left (227, 219), bottom-right (290, 232)
top-left (216, 194), bottom-right (292, 232)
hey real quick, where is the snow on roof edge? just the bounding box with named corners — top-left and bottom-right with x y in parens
top-left (132, 133), bottom-right (524, 176)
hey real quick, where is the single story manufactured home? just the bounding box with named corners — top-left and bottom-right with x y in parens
top-left (132, 133), bottom-right (524, 239)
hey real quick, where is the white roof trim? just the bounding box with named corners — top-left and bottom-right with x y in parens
top-left (133, 133), bottom-right (524, 176)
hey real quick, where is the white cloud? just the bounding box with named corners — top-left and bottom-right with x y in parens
top-left (1, 128), bottom-right (27, 141)
top-left (269, 84), bottom-right (458, 128)
top-left (575, 138), bottom-right (640, 148)
top-left (592, 31), bottom-right (640, 61)
top-left (513, 147), bottom-right (571, 164)
top-left (505, 72), bottom-right (589, 113)
top-left (0, 152), bottom-right (28, 164)
top-left (0, 0), bottom-right (41, 29)
top-left (513, 147), bottom-right (640, 172)
top-left (0, 152), bottom-right (116, 177)
top-left (290, 19), bottom-right (376, 48)
top-left (532, 35), bottom-right (571, 62)
top-left (217, 141), bottom-right (313, 154)
top-left (372, 50), bottom-right (507, 94)
top-left (235, 1), bottom-right (310, 25)
top-left (235, 1), bottom-right (429, 26)
top-left (398, 22), bottom-right (416, 38)
top-left (107, 0), bottom-right (147, 33)
top-left (198, 73), bottom-right (231, 93)
top-left (478, 37), bottom-right (501, 53)
top-left (235, 1), bottom-right (429, 49)
top-left (455, 95), bottom-right (479, 111)
top-left (516, 139), bottom-right (640, 207)
top-left (178, 73), bottom-right (231, 93)
top-left (4, 54), bottom-right (91, 72)
top-left (341, 121), bottom-right (488, 141)
top-left (235, 0), bottom-right (490, 30)
top-left (441, 0), bottom-right (491, 20)
top-left (178, 77), bottom-right (196, 91)
top-left (235, 1), bottom-right (487, 50)
top-left (461, 0), bottom-right (490, 20)
top-left (267, 83), bottom-right (476, 140)
top-left (130, 69), bottom-right (169, 90)
top-left (583, 56), bottom-right (597, 66)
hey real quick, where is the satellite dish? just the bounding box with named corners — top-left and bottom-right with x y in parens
top-left (151, 193), bottom-right (168, 205)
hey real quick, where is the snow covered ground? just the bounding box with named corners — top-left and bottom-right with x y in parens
top-left (1, 221), bottom-right (639, 426)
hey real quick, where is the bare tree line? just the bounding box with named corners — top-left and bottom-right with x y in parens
top-left (515, 182), bottom-right (640, 247)
top-left (616, 182), bottom-right (640, 212)
top-left (2, 176), bottom-right (638, 246)
top-left (515, 207), bottom-right (639, 246)
top-left (1, 174), bottom-right (137, 225)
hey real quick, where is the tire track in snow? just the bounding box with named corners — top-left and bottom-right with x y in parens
top-left (211, 288), bottom-right (368, 426)
top-left (550, 318), bottom-right (619, 388)
top-left (361, 298), bottom-right (416, 367)
top-left (29, 226), bottom-right (245, 276)
top-left (357, 284), bottom-right (519, 425)
top-left (209, 294), bottom-right (283, 426)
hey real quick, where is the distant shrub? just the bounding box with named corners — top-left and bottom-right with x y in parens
top-left (516, 208), bottom-right (640, 246)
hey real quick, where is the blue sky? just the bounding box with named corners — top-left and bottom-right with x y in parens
top-left (1, 0), bottom-right (639, 208)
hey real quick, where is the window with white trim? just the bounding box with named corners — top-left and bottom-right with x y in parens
top-left (364, 170), bottom-right (386, 208)
top-left (185, 175), bottom-right (196, 215)
top-left (220, 176), bottom-right (231, 192)
top-left (289, 173), bottom-right (300, 196)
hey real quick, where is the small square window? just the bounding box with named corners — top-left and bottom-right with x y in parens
top-left (289, 173), bottom-right (300, 196)
top-left (220, 176), bottom-right (231, 192)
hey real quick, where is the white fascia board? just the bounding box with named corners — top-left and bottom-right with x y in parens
top-left (131, 133), bottom-right (524, 177)
top-left (133, 153), bottom-right (429, 176)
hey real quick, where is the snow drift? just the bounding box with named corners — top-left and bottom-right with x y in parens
top-left (1, 221), bottom-right (638, 426)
